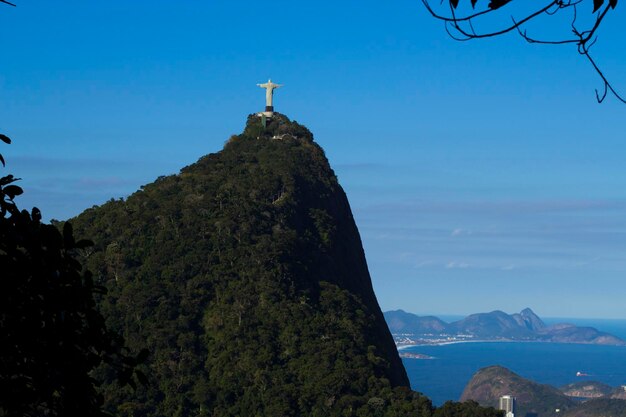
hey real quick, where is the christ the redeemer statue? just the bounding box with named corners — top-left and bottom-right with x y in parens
top-left (257, 79), bottom-right (282, 113)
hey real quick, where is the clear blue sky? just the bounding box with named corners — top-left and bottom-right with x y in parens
top-left (1, 1), bottom-right (625, 319)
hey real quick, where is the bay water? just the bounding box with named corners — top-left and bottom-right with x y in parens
top-left (402, 318), bottom-right (626, 405)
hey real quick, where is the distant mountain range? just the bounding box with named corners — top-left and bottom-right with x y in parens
top-left (384, 308), bottom-right (625, 346)
top-left (461, 366), bottom-right (626, 417)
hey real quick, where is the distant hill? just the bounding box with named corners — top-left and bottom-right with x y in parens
top-left (462, 366), bottom-right (626, 417)
top-left (447, 310), bottom-right (536, 339)
top-left (461, 366), bottom-right (576, 417)
top-left (560, 398), bottom-right (626, 417)
top-left (536, 323), bottom-right (625, 345)
top-left (384, 310), bottom-right (448, 334)
top-left (384, 309), bottom-right (626, 346)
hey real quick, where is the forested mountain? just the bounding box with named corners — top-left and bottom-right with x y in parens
top-left (69, 114), bottom-right (500, 416)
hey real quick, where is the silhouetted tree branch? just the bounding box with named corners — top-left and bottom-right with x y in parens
top-left (422, 0), bottom-right (624, 103)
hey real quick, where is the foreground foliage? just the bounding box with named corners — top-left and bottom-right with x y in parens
top-left (0, 135), bottom-right (143, 417)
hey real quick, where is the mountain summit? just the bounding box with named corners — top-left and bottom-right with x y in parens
top-left (513, 308), bottom-right (546, 331)
top-left (71, 114), bottom-right (423, 416)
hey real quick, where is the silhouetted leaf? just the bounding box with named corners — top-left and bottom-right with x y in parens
top-left (609, 0), bottom-right (617, 8)
top-left (84, 271), bottom-right (94, 287)
top-left (135, 370), bottom-right (148, 386)
top-left (471, 0), bottom-right (478, 7)
top-left (63, 221), bottom-right (75, 247)
top-left (126, 378), bottom-right (136, 390)
top-left (31, 207), bottom-right (42, 222)
top-left (0, 134), bottom-right (10, 144)
top-left (0, 175), bottom-right (17, 186)
top-left (75, 239), bottom-right (94, 249)
top-left (3, 184), bottom-right (23, 199)
top-left (117, 367), bottom-right (132, 383)
top-left (450, 0), bottom-right (460, 8)
top-left (93, 284), bottom-right (108, 295)
top-left (593, 0), bottom-right (604, 11)
top-left (0, 154), bottom-right (4, 167)
top-left (136, 348), bottom-right (150, 364)
top-left (488, 0), bottom-right (511, 9)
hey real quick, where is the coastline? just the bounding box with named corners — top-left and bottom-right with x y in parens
top-left (396, 338), bottom-right (626, 350)
top-left (397, 339), bottom-right (513, 350)
top-left (397, 319), bottom-right (626, 406)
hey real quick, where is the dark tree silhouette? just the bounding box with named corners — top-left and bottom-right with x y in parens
top-left (422, 0), bottom-right (623, 103)
top-left (0, 136), bottom-right (147, 417)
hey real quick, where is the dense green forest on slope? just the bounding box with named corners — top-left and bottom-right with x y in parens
top-left (70, 114), bottom-right (501, 417)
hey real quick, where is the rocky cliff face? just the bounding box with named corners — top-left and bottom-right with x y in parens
top-left (70, 114), bottom-right (416, 416)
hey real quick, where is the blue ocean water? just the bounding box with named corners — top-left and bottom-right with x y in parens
top-left (402, 318), bottom-right (626, 406)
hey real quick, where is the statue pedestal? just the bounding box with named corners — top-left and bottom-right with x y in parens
top-left (258, 105), bottom-right (274, 118)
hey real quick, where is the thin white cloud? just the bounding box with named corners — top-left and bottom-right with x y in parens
top-left (445, 261), bottom-right (471, 269)
top-left (77, 177), bottom-right (132, 189)
top-left (362, 199), bottom-right (626, 216)
top-left (334, 162), bottom-right (387, 172)
top-left (11, 155), bottom-right (133, 170)
top-left (414, 260), bottom-right (435, 269)
top-left (451, 228), bottom-right (472, 237)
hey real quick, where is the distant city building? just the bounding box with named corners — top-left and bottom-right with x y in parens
top-left (499, 395), bottom-right (516, 417)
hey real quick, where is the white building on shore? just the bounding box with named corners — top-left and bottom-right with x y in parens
top-left (499, 395), bottom-right (515, 417)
